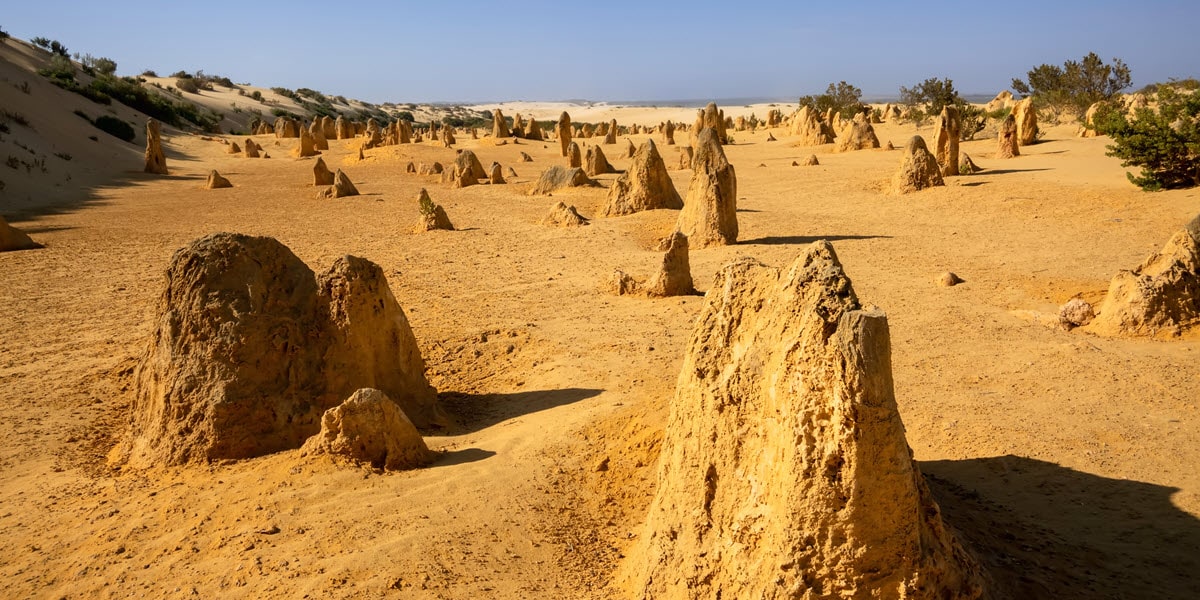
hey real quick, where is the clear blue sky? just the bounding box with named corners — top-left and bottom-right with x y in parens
top-left (3, 0), bottom-right (1197, 104)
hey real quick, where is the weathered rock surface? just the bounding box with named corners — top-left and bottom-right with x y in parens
top-left (675, 129), bottom-right (737, 247)
top-left (110, 233), bottom-right (447, 468)
top-left (204, 170), bottom-right (232, 189)
top-left (1059, 298), bottom-right (1096, 329)
top-left (0, 215), bottom-right (42, 252)
top-left (601, 139), bottom-right (682, 217)
top-left (540, 201), bottom-right (589, 227)
top-left (933, 106), bottom-right (961, 176)
top-left (585, 145), bottom-right (614, 176)
top-left (891, 135), bottom-right (944, 193)
top-left (454, 150), bottom-right (488, 180)
top-left (623, 241), bottom-right (985, 600)
top-left (300, 388), bottom-right (432, 470)
top-left (567, 141), bottom-right (582, 169)
top-left (414, 188), bottom-right (454, 232)
top-left (493, 109), bottom-right (511, 138)
top-left (1012, 97), bottom-right (1038, 146)
top-left (144, 118), bottom-right (168, 175)
top-left (644, 231), bottom-right (694, 297)
top-left (319, 169), bottom-right (359, 198)
top-left (529, 166), bottom-right (593, 195)
top-left (557, 112), bottom-right (572, 157)
top-left (997, 114), bottom-right (1020, 159)
top-left (313, 157), bottom-right (335, 186)
top-left (834, 113), bottom-right (881, 152)
top-left (1090, 219), bottom-right (1200, 336)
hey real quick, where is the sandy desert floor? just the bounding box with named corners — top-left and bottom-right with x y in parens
top-left (2, 113), bottom-right (1199, 599)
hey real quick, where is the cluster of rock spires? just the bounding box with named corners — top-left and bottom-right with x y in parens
top-left (621, 241), bottom-right (985, 599)
top-left (110, 233), bottom-right (448, 469)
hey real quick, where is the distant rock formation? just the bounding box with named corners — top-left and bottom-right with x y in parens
top-left (1012, 97), bottom-right (1038, 146)
top-left (567, 141), bottom-right (583, 169)
top-left (492, 108), bottom-right (511, 138)
top-left (834, 113), bottom-right (881, 152)
top-left (788, 106), bottom-right (835, 146)
top-left (319, 169), bottom-right (360, 198)
top-left (891, 136), bottom-right (944, 193)
top-left (557, 112), bottom-right (572, 157)
top-left (585, 145), bottom-right (614, 176)
top-left (313, 157), bottom-right (335, 186)
top-left (529, 166), bottom-right (593, 195)
top-left (293, 127), bottom-right (320, 157)
top-left (932, 106), bottom-right (961, 176)
top-left (985, 91), bottom-right (1015, 112)
top-left (997, 114), bottom-right (1020, 159)
top-left (144, 118), bottom-right (168, 175)
top-left (644, 231), bottom-right (694, 297)
top-left (414, 188), bottom-right (454, 232)
top-left (540, 201), bottom-right (590, 227)
top-left (204, 170), bottom-right (232, 189)
top-left (675, 129), bottom-right (737, 248)
top-left (600, 139), bottom-right (682, 217)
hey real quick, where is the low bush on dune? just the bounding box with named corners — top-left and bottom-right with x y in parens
top-left (92, 115), bottom-right (136, 143)
top-left (36, 52), bottom-right (223, 133)
top-left (175, 77), bottom-right (200, 94)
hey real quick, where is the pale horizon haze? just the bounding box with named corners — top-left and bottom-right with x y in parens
top-left (3, 0), bottom-right (1198, 104)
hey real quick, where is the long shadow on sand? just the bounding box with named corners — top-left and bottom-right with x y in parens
top-left (981, 167), bottom-right (1053, 176)
top-left (429, 447), bottom-right (497, 468)
top-left (436, 388), bottom-right (603, 435)
top-left (923, 455), bottom-right (1200, 600)
top-left (739, 234), bottom-right (890, 246)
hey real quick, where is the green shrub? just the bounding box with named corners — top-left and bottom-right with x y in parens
top-left (1011, 53), bottom-right (1131, 120)
top-left (798, 81), bottom-right (863, 117)
top-left (141, 69), bottom-right (157, 77)
top-left (1098, 85), bottom-right (1200, 190)
top-left (30, 37), bottom-right (51, 50)
top-left (899, 77), bottom-right (962, 121)
top-left (175, 77), bottom-right (200, 94)
top-left (93, 115), bottom-right (135, 142)
top-left (38, 53), bottom-right (76, 82)
top-left (0, 27), bottom-right (9, 42)
top-left (80, 55), bottom-right (117, 76)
